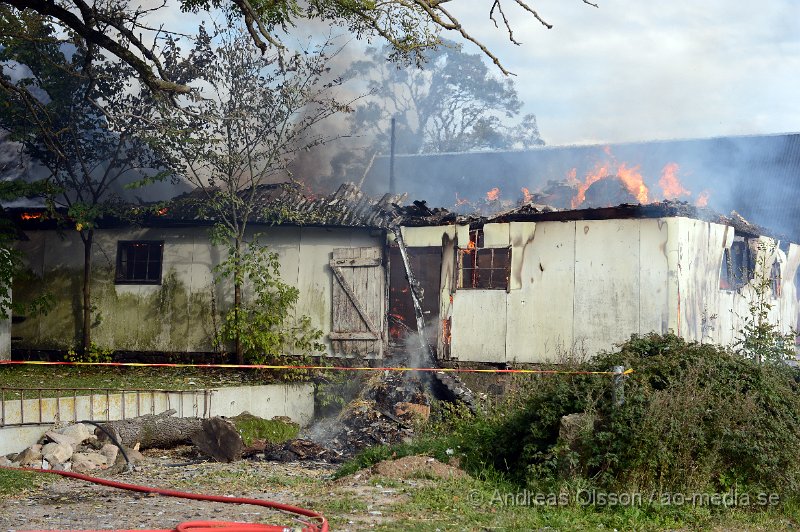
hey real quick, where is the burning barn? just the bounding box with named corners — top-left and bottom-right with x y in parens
top-left (394, 202), bottom-right (800, 363)
top-left (363, 132), bottom-right (800, 237)
top-left (6, 182), bottom-right (800, 364)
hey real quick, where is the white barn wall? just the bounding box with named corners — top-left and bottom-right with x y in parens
top-left (671, 218), bottom-right (800, 347)
top-left (450, 290), bottom-right (507, 362)
top-left (404, 216), bottom-right (799, 363)
top-left (573, 220), bottom-right (641, 357)
top-left (13, 225), bottom-right (382, 355)
top-left (639, 219), bottom-right (671, 338)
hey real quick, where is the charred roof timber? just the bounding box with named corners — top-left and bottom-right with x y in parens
top-left (5, 182), bottom-right (795, 244)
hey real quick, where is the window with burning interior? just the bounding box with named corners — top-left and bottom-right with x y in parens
top-left (115, 241), bottom-right (164, 284)
top-left (719, 236), bottom-right (756, 291)
top-left (457, 229), bottom-right (511, 290)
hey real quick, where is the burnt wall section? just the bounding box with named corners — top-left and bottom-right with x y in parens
top-left (388, 245), bottom-right (441, 352)
top-left (12, 226), bottom-right (383, 355)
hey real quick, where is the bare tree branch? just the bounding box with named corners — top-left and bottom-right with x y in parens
top-left (2, 0), bottom-right (598, 96)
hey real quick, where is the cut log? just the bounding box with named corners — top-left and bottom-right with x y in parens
top-left (191, 417), bottom-right (244, 463)
top-left (94, 410), bottom-right (202, 450)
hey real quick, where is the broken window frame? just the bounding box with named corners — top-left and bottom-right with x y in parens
top-left (115, 241), bottom-right (164, 285)
top-left (456, 229), bottom-right (511, 291)
top-left (719, 236), bottom-right (756, 291)
top-left (770, 260), bottom-right (782, 298)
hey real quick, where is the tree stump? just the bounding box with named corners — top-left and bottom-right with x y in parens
top-left (191, 417), bottom-right (244, 463)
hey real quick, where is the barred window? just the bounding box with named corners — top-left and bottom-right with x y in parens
top-left (458, 229), bottom-right (510, 290)
top-left (115, 241), bottom-right (164, 284)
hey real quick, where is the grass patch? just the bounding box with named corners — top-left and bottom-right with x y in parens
top-left (0, 365), bottom-right (301, 398)
top-left (364, 476), bottom-right (800, 531)
top-left (230, 413), bottom-right (299, 445)
top-left (320, 495), bottom-right (370, 514)
top-left (0, 467), bottom-right (46, 497)
top-left (171, 463), bottom-right (319, 493)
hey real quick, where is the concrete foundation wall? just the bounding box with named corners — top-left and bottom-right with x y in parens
top-left (0, 383), bottom-right (314, 456)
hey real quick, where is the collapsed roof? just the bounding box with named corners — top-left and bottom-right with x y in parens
top-left (7, 181), bottom-right (792, 243)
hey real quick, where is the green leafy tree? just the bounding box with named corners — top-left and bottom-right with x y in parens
top-left (0, 12), bottom-right (169, 352)
top-left (346, 41), bottom-right (544, 155)
top-left (733, 241), bottom-right (796, 364)
top-left (151, 26), bottom-right (348, 363)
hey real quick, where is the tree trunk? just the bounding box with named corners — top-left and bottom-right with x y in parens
top-left (234, 237), bottom-right (243, 364)
top-left (94, 409), bottom-right (203, 450)
top-left (82, 229), bottom-right (93, 353)
top-left (190, 417), bottom-right (244, 463)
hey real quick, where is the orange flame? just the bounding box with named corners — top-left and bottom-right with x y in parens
top-left (486, 187), bottom-right (500, 201)
top-left (571, 148), bottom-right (649, 208)
top-left (695, 191), bottom-right (710, 207)
top-left (617, 163), bottom-right (648, 204)
top-left (521, 187), bottom-right (533, 203)
top-left (455, 193), bottom-right (470, 206)
top-left (571, 162), bottom-right (610, 208)
top-left (565, 168), bottom-right (579, 186)
top-left (157, 207), bottom-right (169, 216)
top-left (20, 212), bottom-right (42, 220)
top-left (658, 163), bottom-right (691, 199)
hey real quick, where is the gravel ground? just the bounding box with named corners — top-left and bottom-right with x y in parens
top-left (0, 448), bottom-right (339, 531)
top-left (0, 447), bottom-right (457, 531)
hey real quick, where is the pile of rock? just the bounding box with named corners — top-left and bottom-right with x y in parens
top-left (0, 423), bottom-right (126, 473)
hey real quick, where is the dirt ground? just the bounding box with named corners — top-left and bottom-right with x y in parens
top-left (0, 447), bottom-right (463, 531)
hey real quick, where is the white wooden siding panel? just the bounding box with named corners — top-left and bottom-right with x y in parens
top-left (508, 222), bottom-right (536, 291)
top-left (451, 290), bottom-right (506, 362)
top-left (401, 226), bottom-right (454, 247)
top-left (573, 220), bottom-right (640, 356)
top-left (506, 221), bottom-right (574, 362)
top-left (483, 223), bottom-right (510, 248)
top-left (455, 225), bottom-right (470, 248)
top-left (638, 219), bottom-right (670, 336)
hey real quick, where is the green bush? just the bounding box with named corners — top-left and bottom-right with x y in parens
top-left (212, 231), bottom-right (325, 374)
top-left (381, 334), bottom-right (800, 496)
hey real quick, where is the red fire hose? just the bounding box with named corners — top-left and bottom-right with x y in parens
top-left (1, 465), bottom-right (328, 532)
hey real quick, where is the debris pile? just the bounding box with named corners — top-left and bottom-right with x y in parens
top-left (260, 439), bottom-right (340, 462)
top-left (0, 422), bottom-right (139, 473)
top-left (286, 371), bottom-right (431, 461)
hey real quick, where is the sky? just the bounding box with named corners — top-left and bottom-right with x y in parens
top-left (445, 1), bottom-right (800, 146)
top-left (149, 1), bottom-right (800, 147)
